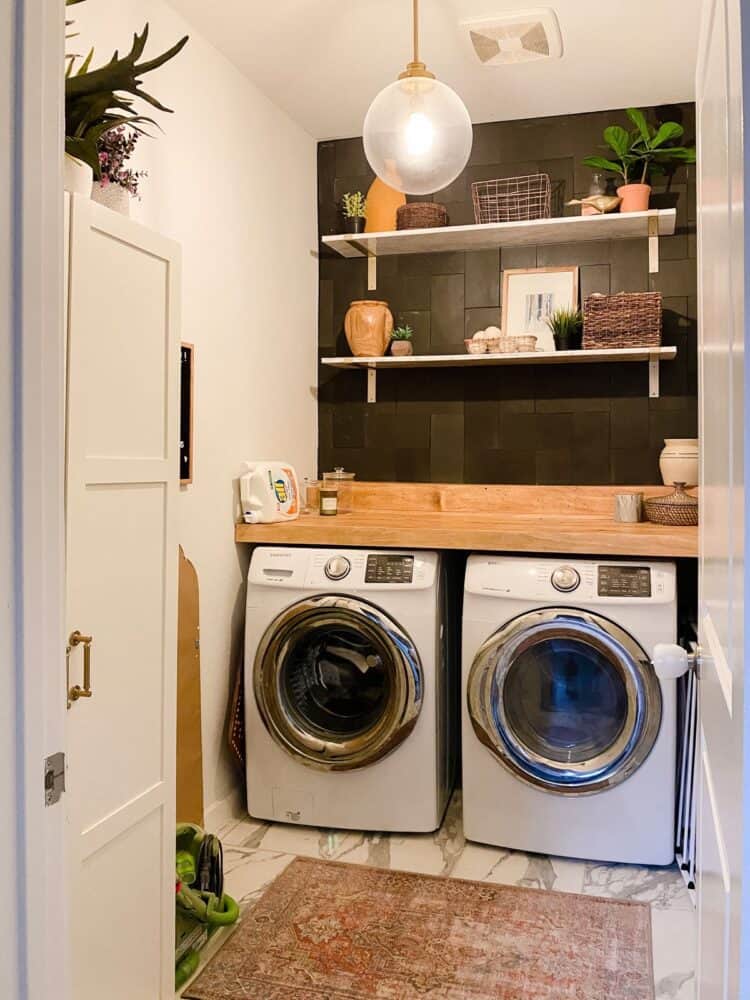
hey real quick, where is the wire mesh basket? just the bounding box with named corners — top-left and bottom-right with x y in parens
top-left (472, 174), bottom-right (552, 224)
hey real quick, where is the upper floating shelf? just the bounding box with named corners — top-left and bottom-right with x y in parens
top-left (322, 209), bottom-right (676, 259)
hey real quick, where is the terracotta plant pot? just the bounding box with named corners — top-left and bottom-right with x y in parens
top-left (391, 340), bottom-right (413, 356)
top-left (617, 183), bottom-right (651, 213)
top-left (344, 300), bottom-right (394, 357)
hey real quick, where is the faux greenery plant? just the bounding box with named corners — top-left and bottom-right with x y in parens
top-left (342, 191), bottom-right (367, 219)
top-left (546, 307), bottom-right (582, 350)
top-left (583, 108), bottom-right (696, 186)
top-left (65, 0), bottom-right (189, 175)
top-left (391, 324), bottom-right (413, 341)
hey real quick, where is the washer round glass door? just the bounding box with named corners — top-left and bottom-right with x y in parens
top-left (467, 609), bottom-right (662, 794)
top-left (254, 595), bottom-right (423, 771)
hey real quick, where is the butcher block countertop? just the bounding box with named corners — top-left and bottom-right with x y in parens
top-left (234, 483), bottom-right (698, 559)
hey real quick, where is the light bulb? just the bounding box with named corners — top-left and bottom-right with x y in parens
top-left (405, 112), bottom-right (434, 157)
top-left (363, 76), bottom-right (473, 196)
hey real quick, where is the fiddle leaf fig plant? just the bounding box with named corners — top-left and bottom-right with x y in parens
top-left (583, 108), bottom-right (696, 185)
top-left (65, 0), bottom-right (189, 176)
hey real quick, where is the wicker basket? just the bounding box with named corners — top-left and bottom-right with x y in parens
top-left (582, 292), bottom-right (662, 350)
top-left (644, 484), bottom-right (698, 526)
top-left (396, 202), bottom-right (448, 230)
top-left (472, 174), bottom-right (551, 224)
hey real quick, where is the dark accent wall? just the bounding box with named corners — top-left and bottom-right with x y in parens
top-left (318, 104), bottom-right (697, 485)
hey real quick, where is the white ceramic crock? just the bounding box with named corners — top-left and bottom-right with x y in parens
top-left (659, 438), bottom-right (699, 488)
top-left (64, 154), bottom-right (94, 196)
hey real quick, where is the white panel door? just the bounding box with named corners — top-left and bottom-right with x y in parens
top-left (65, 195), bottom-right (180, 1000)
top-left (695, 0), bottom-right (749, 996)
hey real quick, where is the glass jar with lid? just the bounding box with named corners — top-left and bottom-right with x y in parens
top-left (322, 467), bottom-right (356, 514)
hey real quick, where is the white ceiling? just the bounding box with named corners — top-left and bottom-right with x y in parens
top-left (169, 0), bottom-right (702, 140)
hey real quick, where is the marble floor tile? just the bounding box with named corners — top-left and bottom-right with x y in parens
top-left (651, 907), bottom-right (697, 999)
top-left (204, 792), bottom-right (696, 998)
top-left (583, 859), bottom-right (694, 910)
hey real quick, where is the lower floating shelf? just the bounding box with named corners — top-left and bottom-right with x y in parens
top-left (321, 346), bottom-right (677, 402)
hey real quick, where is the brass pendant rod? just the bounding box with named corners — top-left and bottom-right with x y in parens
top-left (413, 0), bottom-right (419, 64)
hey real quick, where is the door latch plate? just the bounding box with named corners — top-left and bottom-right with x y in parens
top-left (44, 752), bottom-right (65, 806)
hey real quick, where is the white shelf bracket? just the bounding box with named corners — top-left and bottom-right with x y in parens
top-left (367, 365), bottom-right (377, 403)
top-left (649, 358), bottom-right (660, 398)
top-left (367, 253), bottom-right (377, 291)
top-left (648, 215), bottom-right (660, 274)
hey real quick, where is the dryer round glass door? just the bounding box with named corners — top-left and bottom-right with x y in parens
top-left (254, 595), bottom-right (423, 771)
top-left (467, 609), bottom-right (662, 794)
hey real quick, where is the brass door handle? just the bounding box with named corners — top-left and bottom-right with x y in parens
top-left (68, 630), bottom-right (93, 706)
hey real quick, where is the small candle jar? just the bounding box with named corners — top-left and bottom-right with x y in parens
top-left (319, 484), bottom-right (338, 517)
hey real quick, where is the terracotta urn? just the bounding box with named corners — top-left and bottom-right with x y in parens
top-left (617, 183), bottom-right (651, 213)
top-left (344, 300), bottom-right (394, 357)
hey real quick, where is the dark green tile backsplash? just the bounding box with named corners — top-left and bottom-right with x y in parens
top-left (318, 104), bottom-right (697, 486)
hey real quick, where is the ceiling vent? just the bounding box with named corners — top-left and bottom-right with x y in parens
top-left (461, 9), bottom-right (563, 66)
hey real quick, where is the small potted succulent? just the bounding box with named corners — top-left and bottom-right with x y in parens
top-left (341, 191), bottom-right (367, 234)
top-left (92, 126), bottom-right (147, 215)
top-left (390, 323), bottom-right (414, 356)
top-left (546, 307), bottom-right (583, 351)
top-left (583, 108), bottom-right (695, 213)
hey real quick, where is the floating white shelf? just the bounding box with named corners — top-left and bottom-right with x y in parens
top-left (322, 346), bottom-right (677, 403)
top-left (322, 209), bottom-right (676, 285)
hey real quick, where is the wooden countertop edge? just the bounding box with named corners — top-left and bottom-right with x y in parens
top-left (234, 513), bottom-right (698, 559)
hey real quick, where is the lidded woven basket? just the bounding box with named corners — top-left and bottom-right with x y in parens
top-left (396, 202), bottom-right (448, 230)
top-left (644, 484), bottom-right (698, 526)
top-left (583, 292), bottom-right (662, 350)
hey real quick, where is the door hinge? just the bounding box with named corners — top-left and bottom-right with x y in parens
top-left (44, 752), bottom-right (65, 806)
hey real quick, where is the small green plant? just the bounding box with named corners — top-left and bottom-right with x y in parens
top-left (341, 191), bottom-right (367, 219)
top-left (545, 307), bottom-right (582, 338)
top-left (583, 108), bottom-right (695, 185)
top-left (391, 324), bottom-right (413, 341)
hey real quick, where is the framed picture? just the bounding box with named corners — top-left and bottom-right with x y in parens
top-left (180, 342), bottom-right (194, 485)
top-left (501, 266), bottom-right (579, 352)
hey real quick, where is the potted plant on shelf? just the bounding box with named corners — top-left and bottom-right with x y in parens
top-left (546, 307), bottom-right (583, 351)
top-left (64, 0), bottom-right (188, 195)
top-left (583, 108), bottom-right (696, 213)
top-left (390, 323), bottom-right (414, 356)
top-left (341, 191), bottom-right (367, 234)
top-left (92, 126), bottom-right (147, 215)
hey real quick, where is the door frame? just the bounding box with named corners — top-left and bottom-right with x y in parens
top-left (3, 0), bottom-right (68, 998)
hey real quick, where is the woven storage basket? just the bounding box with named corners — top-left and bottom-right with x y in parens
top-left (396, 202), bottom-right (448, 230)
top-left (583, 292), bottom-right (662, 350)
top-left (644, 485), bottom-right (698, 526)
top-left (472, 174), bottom-right (551, 224)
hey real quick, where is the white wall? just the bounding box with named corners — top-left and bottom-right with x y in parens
top-left (73, 0), bottom-right (318, 813)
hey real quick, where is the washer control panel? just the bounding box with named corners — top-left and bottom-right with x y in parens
top-left (324, 556), bottom-right (351, 581)
top-left (551, 565), bottom-right (581, 593)
top-left (597, 565), bottom-right (651, 598)
top-left (365, 554), bottom-right (415, 584)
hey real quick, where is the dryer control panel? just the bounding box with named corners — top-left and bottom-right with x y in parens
top-left (365, 554), bottom-right (415, 584)
top-left (597, 565), bottom-right (651, 598)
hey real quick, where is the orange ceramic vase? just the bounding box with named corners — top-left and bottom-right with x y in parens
top-left (344, 300), bottom-right (394, 357)
top-left (365, 178), bottom-right (406, 233)
top-left (617, 183), bottom-right (651, 212)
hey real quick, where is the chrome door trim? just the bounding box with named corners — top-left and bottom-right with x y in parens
top-left (254, 594), bottom-right (423, 771)
top-left (467, 608), bottom-right (662, 795)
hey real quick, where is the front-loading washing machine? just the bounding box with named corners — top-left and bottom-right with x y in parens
top-left (245, 546), bottom-right (457, 832)
top-left (462, 555), bottom-right (684, 865)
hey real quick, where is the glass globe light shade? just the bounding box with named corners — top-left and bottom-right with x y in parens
top-left (363, 75), bottom-right (473, 196)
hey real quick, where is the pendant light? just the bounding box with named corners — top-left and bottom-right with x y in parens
top-left (363, 0), bottom-right (473, 196)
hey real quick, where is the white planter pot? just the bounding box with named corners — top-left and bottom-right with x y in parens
top-left (91, 181), bottom-right (131, 216)
top-left (64, 154), bottom-right (93, 196)
top-left (659, 438), bottom-right (699, 488)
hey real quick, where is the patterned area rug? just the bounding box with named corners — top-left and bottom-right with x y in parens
top-left (184, 857), bottom-right (654, 999)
